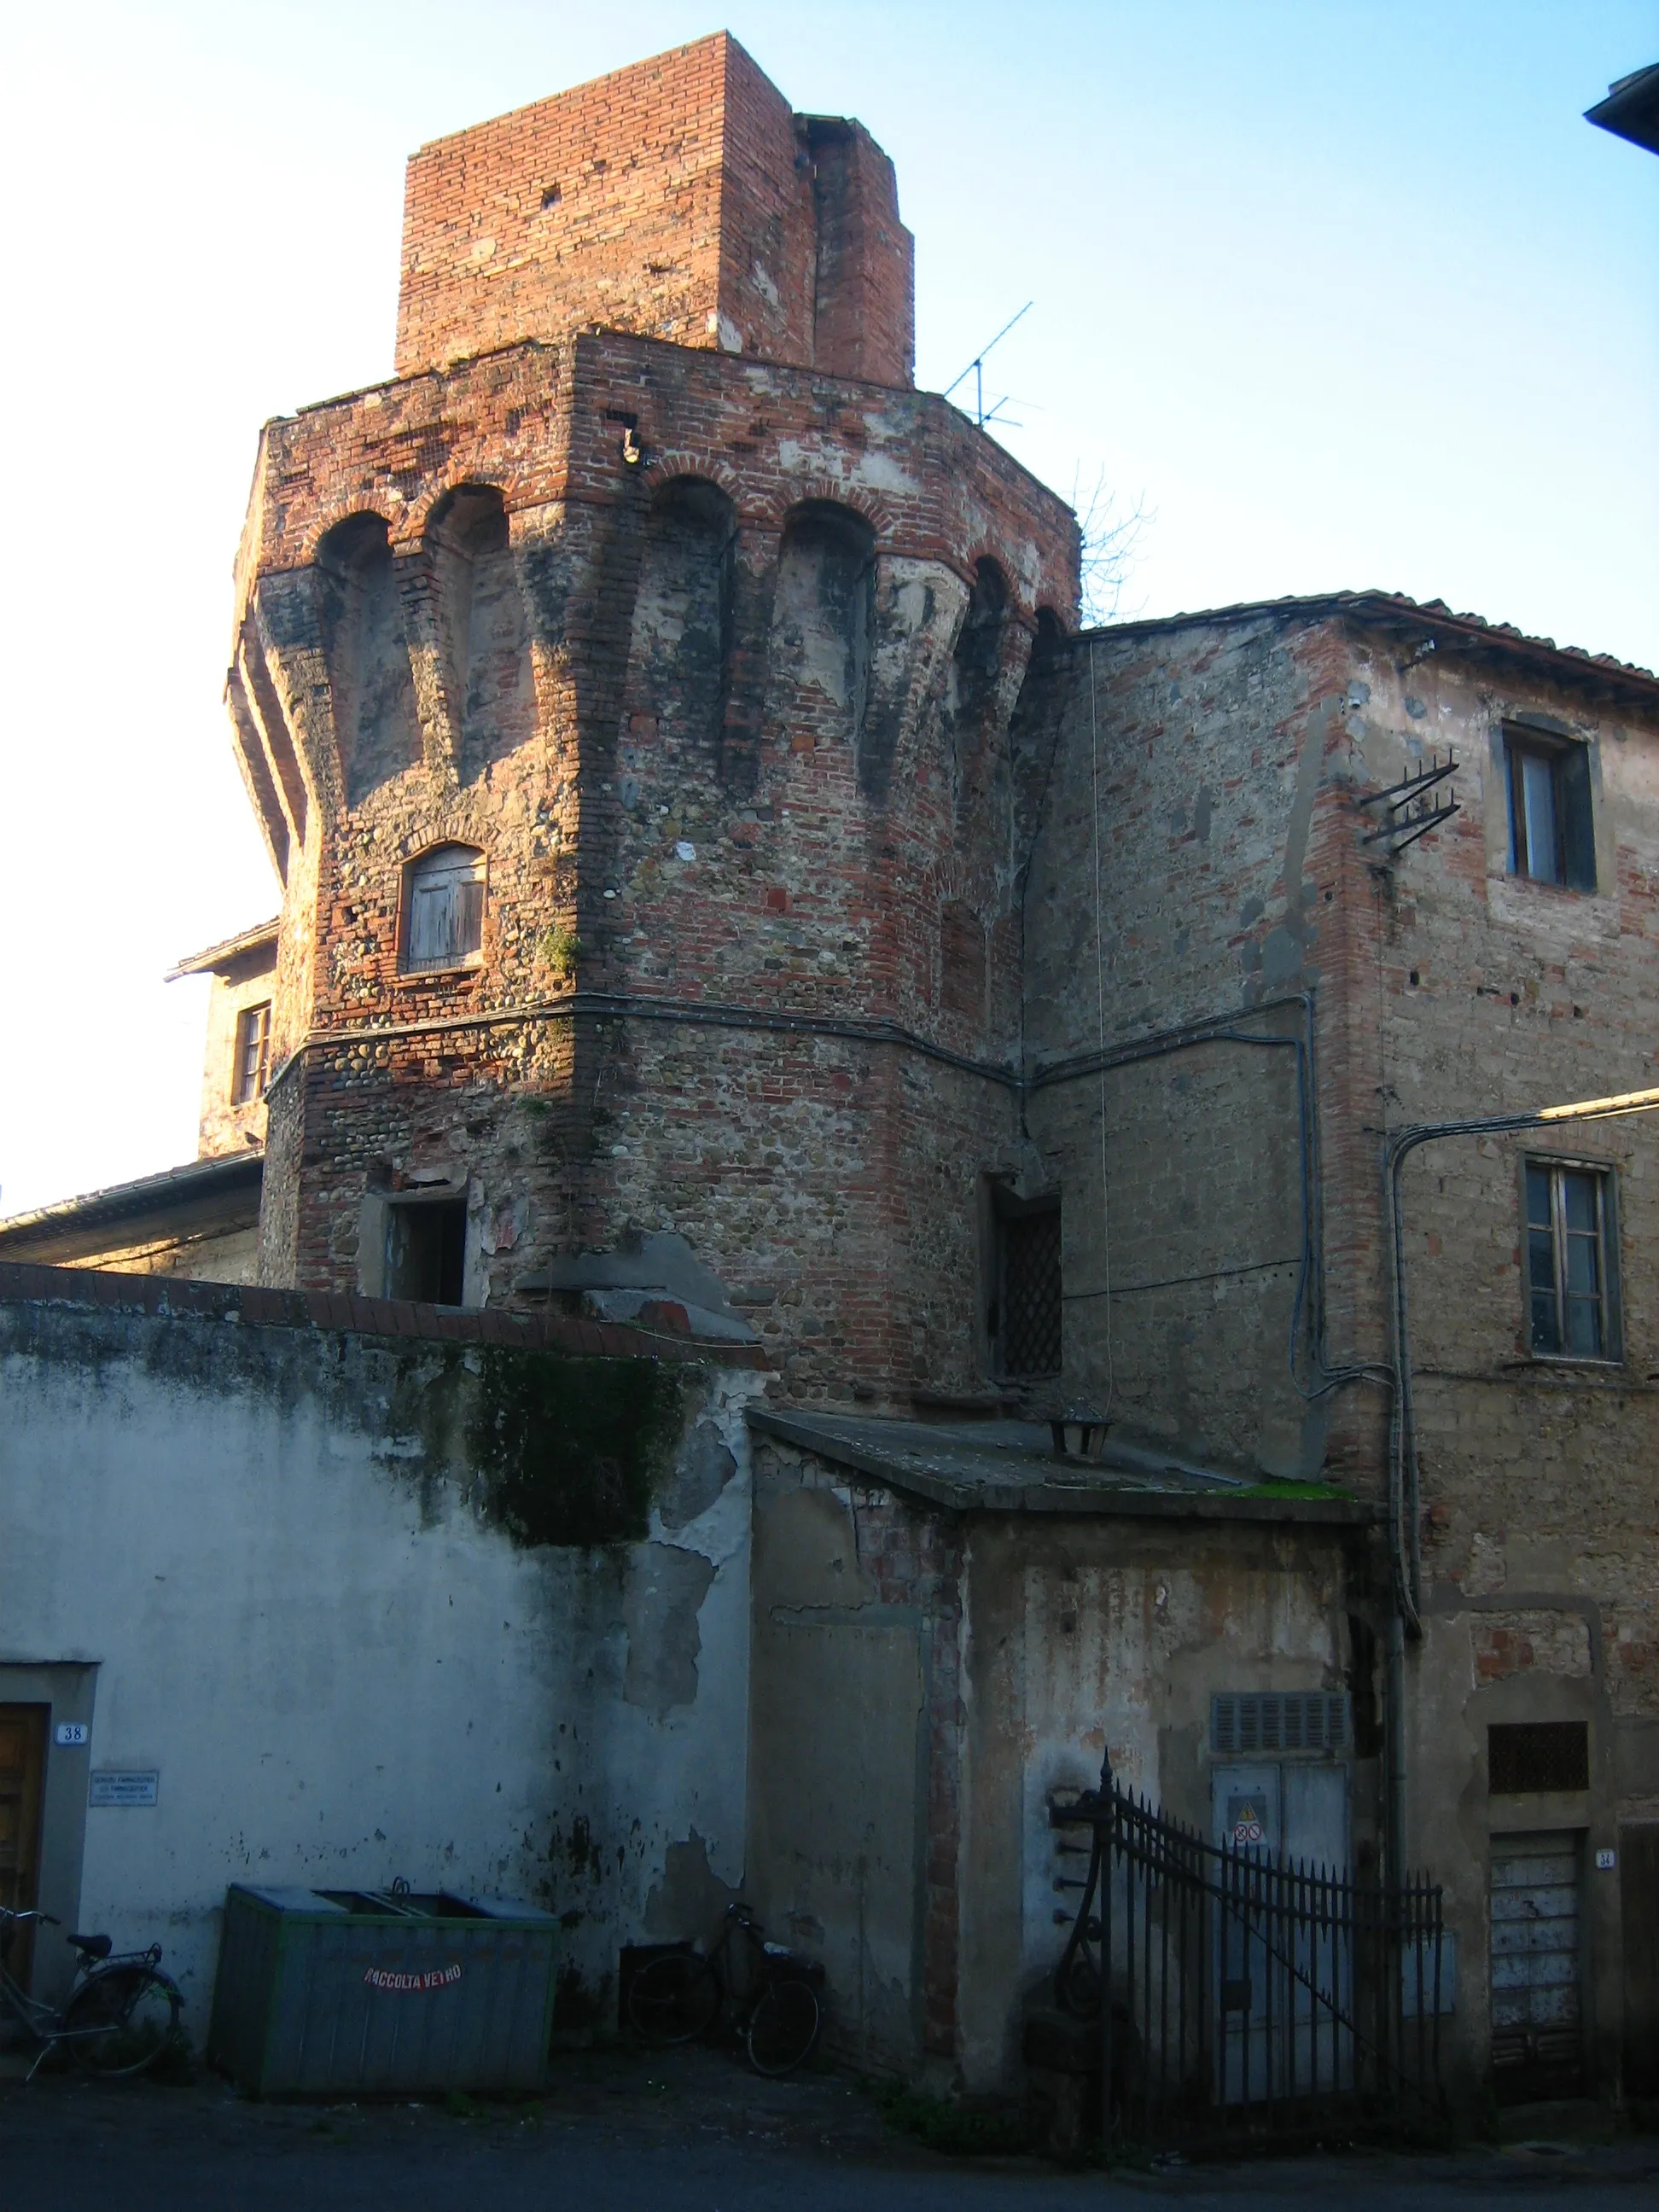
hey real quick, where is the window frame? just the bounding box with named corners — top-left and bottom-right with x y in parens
top-left (986, 1183), bottom-right (1062, 1382)
top-left (381, 1190), bottom-right (469, 1307)
top-left (1503, 727), bottom-right (1596, 892)
top-left (231, 1000), bottom-right (272, 1106)
top-left (1521, 1153), bottom-right (1621, 1365)
top-left (399, 843), bottom-right (487, 978)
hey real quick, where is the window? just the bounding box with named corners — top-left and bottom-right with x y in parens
top-left (1505, 731), bottom-right (1595, 890)
top-left (1525, 1160), bottom-right (1618, 1359)
top-left (402, 845), bottom-right (485, 973)
top-left (232, 1002), bottom-right (271, 1104)
top-left (383, 1196), bottom-right (467, 1305)
top-left (990, 1190), bottom-right (1062, 1380)
top-left (1488, 1721), bottom-right (1589, 1795)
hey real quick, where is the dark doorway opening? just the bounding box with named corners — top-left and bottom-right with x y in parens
top-left (1622, 1825), bottom-right (1659, 2098)
top-left (0, 1706), bottom-right (47, 1992)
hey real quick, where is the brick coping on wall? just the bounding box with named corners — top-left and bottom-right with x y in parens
top-left (0, 1261), bottom-right (769, 1369)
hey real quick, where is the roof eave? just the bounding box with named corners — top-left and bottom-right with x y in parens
top-left (1586, 65), bottom-right (1659, 155)
top-left (166, 918), bottom-right (281, 983)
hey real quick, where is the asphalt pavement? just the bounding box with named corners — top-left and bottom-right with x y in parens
top-left (2, 2043), bottom-right (1656, 2211)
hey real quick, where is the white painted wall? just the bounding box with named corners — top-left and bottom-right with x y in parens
top-left (0, 1296), bottom-right (760, 2034)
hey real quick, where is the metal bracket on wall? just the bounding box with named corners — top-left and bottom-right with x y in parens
top-left (1359, 753), bottom-right (1459, 855)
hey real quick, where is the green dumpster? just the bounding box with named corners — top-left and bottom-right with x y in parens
top-left (208, 1883), bottom-right (558, 2095)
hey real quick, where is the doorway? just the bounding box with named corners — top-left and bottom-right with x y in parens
top-left (1621, 1824), bottom-right (1659, 2098)
top-left (0, 1706), bottom-right (48, 1989)
top-left (1490, 1829), bottom-right (1583, 2102)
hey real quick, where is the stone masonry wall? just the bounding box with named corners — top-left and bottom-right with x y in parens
top-left (1022, 611), bottom-right (1359, 1474)
top-left (231, 322), bottom-right (1076, 1404)
top-left (1023, 602), bottom-right (1659, 2093)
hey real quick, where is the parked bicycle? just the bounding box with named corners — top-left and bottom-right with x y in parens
top-left (626, 1901), bottom-right (824, 2076)
top-left (0, 1906), bottom-right (183, 2080)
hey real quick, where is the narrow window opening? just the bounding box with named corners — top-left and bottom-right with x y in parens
top-left (383, 1196), bottom-right (468, 1306)
top-left (990, 1189), bottom-right (1062, 1381)
top-left (232, 1001), bottom-right (272, 1105)
top-left (1525, 1159), bottom-right (1617, 1360)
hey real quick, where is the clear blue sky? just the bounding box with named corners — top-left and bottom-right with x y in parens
top-left (2, 2), bottom-right (1655, 1214)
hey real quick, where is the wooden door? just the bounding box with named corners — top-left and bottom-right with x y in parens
top-left (0, 1706), bottom-right (48, 1990)
top-left (1490, 1830), bottom-right (1584, 2102)
top-left (1621, 1825), bottom-right (1659, 2098)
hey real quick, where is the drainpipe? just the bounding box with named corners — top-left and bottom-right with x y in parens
top-left (1381, 1082), bottom-right (1659, 1887)
top-left (1385, 1614), bottom-right (1407, 1892)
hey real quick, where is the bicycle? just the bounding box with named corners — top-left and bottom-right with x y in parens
top-left (626, 1901), bottom-right (824, 2077)
top-left (0, 1906), bottom-right (184, 2080)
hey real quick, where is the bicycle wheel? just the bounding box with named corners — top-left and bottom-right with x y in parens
top-left (63, 1966), bottom-right (183, 2077)
top-left (626, 1950), bottom-right (720, 2045)
top-left (745, 1975), bottom-right (821, 2077)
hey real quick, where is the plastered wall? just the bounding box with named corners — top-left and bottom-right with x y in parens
top-left (0, 1279), bottom-right (761, 2030)
top-left (958, 1515), bottom-right (1363, 2092)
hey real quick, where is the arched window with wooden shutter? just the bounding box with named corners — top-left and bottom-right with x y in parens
top-left (401, 843), bottom-right (486, 974)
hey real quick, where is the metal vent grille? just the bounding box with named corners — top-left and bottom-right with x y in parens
top-left (1212, 1692), bottom-right (1350, 1758)
top-left (1000, 1205), bottom-right (1062, 1379)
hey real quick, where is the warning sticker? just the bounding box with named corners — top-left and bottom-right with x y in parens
top-left (1227, 1796), bottom-right (1265, 1847)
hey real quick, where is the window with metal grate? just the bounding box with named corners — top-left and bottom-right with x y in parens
top-left (1211, 1692), bottom-right (1350, 1759)
top-left (998, 1201), bottom-right (1062, 1379)
top-left (1488, 1721), bottom-right (1589, 1795)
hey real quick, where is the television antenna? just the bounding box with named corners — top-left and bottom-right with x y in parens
top-left (942, 301), bottom-right (1032, 430)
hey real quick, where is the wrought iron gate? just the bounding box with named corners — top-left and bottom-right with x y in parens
top-left (1047, 1764), bottom-right (1445, 2142)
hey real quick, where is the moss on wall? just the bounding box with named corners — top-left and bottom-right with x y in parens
top-left (464, 1346), bottom-right (690, 1546)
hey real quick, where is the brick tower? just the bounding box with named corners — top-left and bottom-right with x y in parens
top-left (227, 33), bottom-right (1078, 1404)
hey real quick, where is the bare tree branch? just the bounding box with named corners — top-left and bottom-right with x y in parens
top-left (1072, 466), bottom-right (1152, 628)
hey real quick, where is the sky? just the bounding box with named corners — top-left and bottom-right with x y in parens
top-left (2, 0), bottom-right (1655, 1215)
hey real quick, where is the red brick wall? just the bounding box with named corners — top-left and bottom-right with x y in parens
top-left (394, 35), bottom-right (913, 387)
top-left (798, 119), bottom-right (913, 387)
